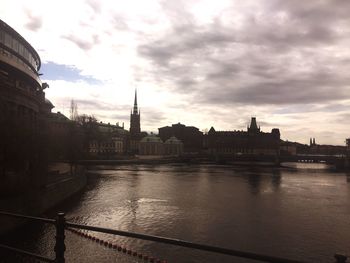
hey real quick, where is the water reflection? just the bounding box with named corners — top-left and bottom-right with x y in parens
top-left (271, 170), bottom-right (282, 191)
top-left (246, 169), bottom-right (281, 194)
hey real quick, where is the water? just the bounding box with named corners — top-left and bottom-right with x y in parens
top-left (3, 163), bottom-right (350, 262)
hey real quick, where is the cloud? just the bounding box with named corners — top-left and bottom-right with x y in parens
top-left (138, 0), bottom-right (350, 109)
top-left (62, 34), bottom-right (100, 51)
top-left (3, 0), bottom-right (350, 144)
top-left (86, 0), bottom-right (102, 14)
top-left (111, 13), bottom-right (129, 31)
top-left (25, 11), bottom-right (42, 31)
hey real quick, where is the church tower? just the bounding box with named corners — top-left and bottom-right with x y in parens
top-left (248, 117), bottom-right (260, 133)
top-left (130, 90), bottom-right (141, 136)
top-left (129, 90), bottom-right (141, 153)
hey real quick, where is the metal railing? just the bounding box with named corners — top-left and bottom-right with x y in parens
top-left (0, 211), bottom-right (58, 262)
top-left (0, 211), bottom-right (348, 263)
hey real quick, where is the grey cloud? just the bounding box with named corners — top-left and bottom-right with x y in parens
top-left (111, 14), bottom-right (129, 31)
top-left (137, 0), bottom-right (350, 108)
top-left (109, 113), bottom-right (129, 121)
top-left (139, 108), bottom-right (166, 127)
top-left (334, 113), bottom-right (350, 123)
top-left (25, 12), bottom-right (42, 31)
top-left (94, 113), bottom-right (129, 125)
top-left (74, 100), bottom-right (129, 112)
top-left (138, 21), bottom-right (236, 67)
top-left (318, 103), bottom-right (350, 113)
top-left (63, 34), bottom-right (100, 51)
top-left (198, 78), bottom-right (350, 106)
top-left (258, 121), bottom-right (288, 128)
top-left (269, 0), bottom-right (350, 23)
top-left (86, 0), bottom-right (102, 13)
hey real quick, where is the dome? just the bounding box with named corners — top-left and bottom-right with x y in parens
top-left (165, 136), bottom-right (182, 144)
top-left (140, 134), bottom-right (163, 143)
top-left (44, 98), bottom-right (54, 108)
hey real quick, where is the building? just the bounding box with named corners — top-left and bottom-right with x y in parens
top-left (129, 90), bottom-right (142, 153)
top-left (205, 117), bottom-right (280, 156)
top-left (139, 134), bottom-right (164, 155)
top-left (45, 110), bottom-right (74, 160)
top-left (88, 122), bottom-right (129, 157)
top-left (345, 138), bottom-right (350, 169)
top-left (0, 19), bottom-right (49, 192)
top-left (309, 138), bottom-right (316, 146)
top-left (280, 141), bottom-right (297, 156)
top-left (309, 142), bottom-right (346, 155)
top-left (0, 19), bottom-right (45, 128)
top-left (89, 137), bottom-right (124, 155)
top-left (158, 123), bottom-right (203, 153)
top-left (164, 136), bottom-right (183, 156)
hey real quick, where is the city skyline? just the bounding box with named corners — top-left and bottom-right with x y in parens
top-left (1, 0), bottom-right (350, 145)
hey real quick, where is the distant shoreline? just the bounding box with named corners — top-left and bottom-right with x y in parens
top-left (78, 154), bottom-right (348, 171)
top-left (79, 157), bottom-right (282, 168)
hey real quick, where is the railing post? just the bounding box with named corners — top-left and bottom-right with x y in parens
top-left (54, 212), bottom-right (66, 263)
top-left (335, 254), bottom-right (347, 263)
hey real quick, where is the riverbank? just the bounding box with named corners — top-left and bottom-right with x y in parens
top-left (79, 155), bottom-right (281, 167)
top-left (0, 163), bottom-right (87, 235)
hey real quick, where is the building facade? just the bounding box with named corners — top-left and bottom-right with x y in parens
top-left (164, 136), bottom-right (184, 156)
top-left (45, 110), bottom-right (74, 160)
top-left (158, 123), bottom-right (203, 153)
top-left (139, 134), bottom-right (164, 155)
top-left (205, 117), bottom-right (280, 156)
top-left (0, 19), bottom-right (49, 192)
top-left (88, 122), bottom-right (129, 157)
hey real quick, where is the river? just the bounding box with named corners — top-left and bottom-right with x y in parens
top-left (3, 163), bottom-right (350, 263)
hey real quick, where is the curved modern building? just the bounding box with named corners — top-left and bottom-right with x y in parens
top-left (0, 19), bottom-right (48, 193)
top-left (0, 19), bottom-right (46, 123)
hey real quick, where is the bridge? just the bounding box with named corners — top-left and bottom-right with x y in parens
top-left (280, 154), bottom-right (345, 165)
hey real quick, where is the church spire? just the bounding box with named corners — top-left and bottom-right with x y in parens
top-left (133, 89), bottom-right (138, 114)
top-left (248, 117), bottom-right (260, 133)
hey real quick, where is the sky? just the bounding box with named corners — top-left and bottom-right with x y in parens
top-left (1, 0), bottom-right (350, 145)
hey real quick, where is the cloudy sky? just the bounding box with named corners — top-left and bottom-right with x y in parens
top-left (1, 0), bottom-right (350, 145)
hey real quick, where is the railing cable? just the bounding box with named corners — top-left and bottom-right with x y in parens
top-left (0, 244), bottom-right (54, 262)
top-left (66, 221), bottom-right (310, 263)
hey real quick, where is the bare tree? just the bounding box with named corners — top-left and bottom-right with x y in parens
top-left (69, 99), bottom-right (78, 121)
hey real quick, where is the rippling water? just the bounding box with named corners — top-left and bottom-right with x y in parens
top-left (4, 163), bottom-right (350, 263)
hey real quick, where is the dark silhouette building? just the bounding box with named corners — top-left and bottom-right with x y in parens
top-left (129, 90), bottom-right (141, 153)
top-left (0, 19), bottom-right (49, 193)
top-left (308, 137), bottom-right (346, 155)
top-left (205, 117), bottom-right (280, 156)
top-left (247, 117), bottom-right (260, 133)
top-left (158, 123), bottom-right (203, 153)
top-left (309, 137), bottom-right (316, 146)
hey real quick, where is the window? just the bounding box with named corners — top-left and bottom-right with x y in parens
top-left (18, 43), bottom-right (23, 56)
top-left (0, 30), bottom-right (4, 44)
top-left (12, 39), bottom-right (18, 52)
top-left (4, 32), bottom-right (12, 48)
top-left (23, 48), bottom-right (29, 61)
